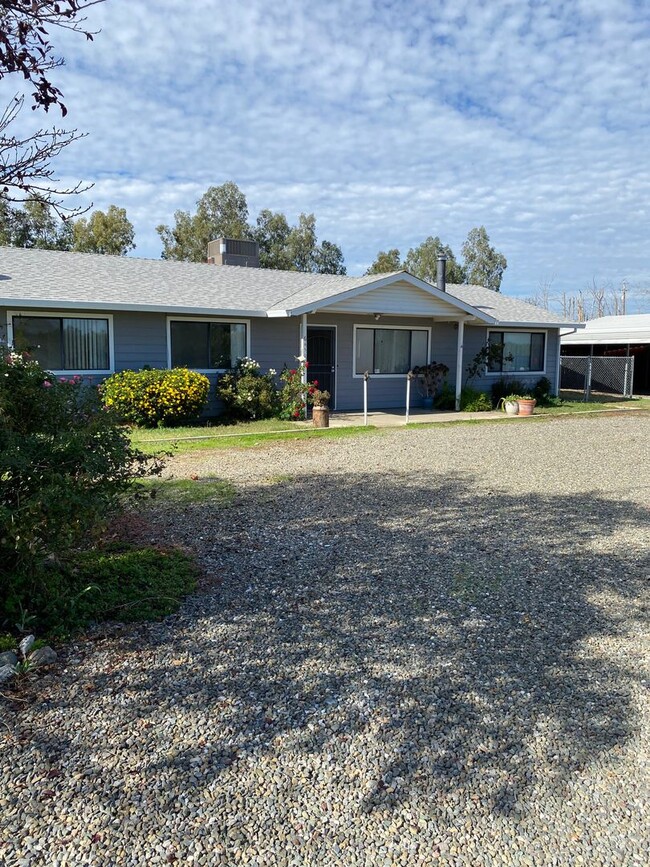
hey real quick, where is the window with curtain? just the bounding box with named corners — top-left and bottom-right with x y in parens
top-left (12, 315), bottom-right (110, 371)
top-left (488, 331), bottom-right (545, 372)
top-left (170, 320), bottom-right (247, 369)
top-left (355, 327), bottom-right (429, 375)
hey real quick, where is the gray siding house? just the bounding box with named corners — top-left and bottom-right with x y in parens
top-left (0, 242), bottom-right (580, 412)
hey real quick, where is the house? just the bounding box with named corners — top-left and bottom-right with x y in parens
top-left (0, 241), bottom-right (581, 411)
top-left (561, 314), bottom-right (650, 395)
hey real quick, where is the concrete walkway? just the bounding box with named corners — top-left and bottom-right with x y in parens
top-left (328, 407), bottom-right (508, 427)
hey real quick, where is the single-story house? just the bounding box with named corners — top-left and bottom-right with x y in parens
top-left (561, 313), bottom-right (650, 395)
top-left (1, 240), bottom-right (582, 411)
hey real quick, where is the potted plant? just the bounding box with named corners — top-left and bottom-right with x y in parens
top-left (517, 394), bottom-right (536, 416)
top-left (497, 394), bottom-right (520, 416)
top-left (412, 362), bottom-right (449, 409)
top-left (310, 388), bottom-right (331, 427)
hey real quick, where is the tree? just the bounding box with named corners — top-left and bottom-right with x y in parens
top-left (0, 1), bottom-right (105, 216)
top-left (366, 249), bottom-right (403, 275)
top-left (71, 205), bottom-right (135, 255)
top-left (0, 195), bottom-right (72, 248)
top-left (156, 181), bottom-right (250, 262)
top-left (284, 213), bottom-right (345, 274)
top-left (253, 208), bottom-right (292, 270)
top-left (461, 226), bottom-right (507, 292)
top-left (404, 236), bottom-right (465, 285)
top-left (313, 238), bottom-right (346, 275)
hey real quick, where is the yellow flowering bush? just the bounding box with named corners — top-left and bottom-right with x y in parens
top-left (102, 368), bottom-right (210, 427)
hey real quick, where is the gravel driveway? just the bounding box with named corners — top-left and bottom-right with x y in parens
top-left (2, 413), bottom-right (649, 866)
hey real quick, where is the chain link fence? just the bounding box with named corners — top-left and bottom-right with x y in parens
top-left (560, 355), bottom-right (635, 399)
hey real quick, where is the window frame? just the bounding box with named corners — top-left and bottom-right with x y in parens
top-left (7, 310), bottom-right (114, 375)
top-left (486, 329), bottom-right (547, 375)
top-left (353, 324), bottom-right (431, 378)
top-left (166, 316), bottom-right (251, 372)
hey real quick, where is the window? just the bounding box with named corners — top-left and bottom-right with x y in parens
top-left (488, 331), bottom-right (545, 373)
top-left (11, 314), bottom-right (110, 371)
top-left (355, 327), bottom-right (429, 375)
top-left (169, 320), bottom-right (247, 369)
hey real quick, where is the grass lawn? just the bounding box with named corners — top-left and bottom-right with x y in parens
top-left (537, 393), bottom-right (650, 414)
top-left (131, 420), bottom-right (378, 455)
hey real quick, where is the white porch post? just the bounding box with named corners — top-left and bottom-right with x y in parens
top-left (300, 314), bottom-right (308, 384)
top-left (455, 319), bottom-right (465, 411)
top-left (555, 329), bottom-right (562, 396)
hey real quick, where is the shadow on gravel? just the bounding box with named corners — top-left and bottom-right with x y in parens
top-left (21, 470), bottom-right (650, 820)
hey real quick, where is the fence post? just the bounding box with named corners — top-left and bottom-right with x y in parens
top-left (585, 356), bottom-right (592, 402)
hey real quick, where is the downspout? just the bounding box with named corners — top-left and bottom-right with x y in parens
top-left (455, 319), bottom-right (465, 411)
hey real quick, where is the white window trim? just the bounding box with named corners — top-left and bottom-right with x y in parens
top-left (486, 328), bottom-right (547, 376)
top-left (353, 323), bottom-right (431, 378)
top-left (166, 316), bottom-right (251, 372)
top-left (7, 310), bottom-right (115, 375)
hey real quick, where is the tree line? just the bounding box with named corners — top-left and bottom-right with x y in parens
top-left (365, 227), bottom-right (507, 291)
top-left (1, 181), bottom-right (510, 290)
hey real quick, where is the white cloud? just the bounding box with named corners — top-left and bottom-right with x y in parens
top-left (4, 0), bottom-right (648, 306)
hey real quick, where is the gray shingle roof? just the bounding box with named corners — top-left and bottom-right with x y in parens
top-left (0, 247), bottom-right (577, 327)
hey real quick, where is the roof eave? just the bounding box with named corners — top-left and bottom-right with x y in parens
top-left (1, 298), bottom-right (267, 318)
top-left (493, 320), bottom-right (586, 329)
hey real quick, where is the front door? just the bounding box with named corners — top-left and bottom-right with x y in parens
top-left (307, 327), bottom-right (336, 407)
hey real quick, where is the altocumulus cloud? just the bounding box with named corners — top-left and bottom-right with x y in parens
top-left (7, 0), bottom-right (650, 307)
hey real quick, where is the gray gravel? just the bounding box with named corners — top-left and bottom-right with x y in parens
top-left (2, 413), bottom-right (649, 866)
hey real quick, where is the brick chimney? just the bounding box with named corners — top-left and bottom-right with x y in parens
top-left (207, 238), bottom-right (260, 267)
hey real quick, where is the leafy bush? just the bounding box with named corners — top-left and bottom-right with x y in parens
top-left (0, 351), bottom-right (163, 627)
top-left (433, 382), bottom-right (456, 410)
top-left (216, 357), bottom-right (278, 420)
top-left (532, 376), bottom-right (554, 405)
top-left (102, 367), bottom-right (210, 427)
top-left (278, 361), bottom-right (308, 420)
top-left (490, 377), bottom-right (526, 407)
top-left (460, 386), bottom-right (492, 412)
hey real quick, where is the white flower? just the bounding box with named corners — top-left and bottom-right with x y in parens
top-left (296, 355), bottom-right (306, 363)
top-left (268, 368), bottom-right (277, 376)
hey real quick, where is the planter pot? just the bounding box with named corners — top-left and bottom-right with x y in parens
top-left (312, 406), bottom-right (330, 428)
top-left (517, 398), bottom-right (536, 416)
top-left (422, 396), bottom-right (434, 410)
top-left (504, 400), bottom-right (519, 416)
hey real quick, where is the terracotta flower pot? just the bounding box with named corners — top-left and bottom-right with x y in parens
top-left (517, 398), bottom-right (536, 416)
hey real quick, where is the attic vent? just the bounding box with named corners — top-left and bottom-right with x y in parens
top-left (207, 237), bottom-right (260, 267)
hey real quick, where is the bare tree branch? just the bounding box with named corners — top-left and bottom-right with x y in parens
top-left (0, 95), bottom-right (92, 217)
top-left (0, 1), bottom-right (105, 115)
top-left (0, 2), bottom-right (105, 216)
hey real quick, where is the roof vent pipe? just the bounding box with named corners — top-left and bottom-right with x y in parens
top-left (437, 255), bottom-right (446, 293)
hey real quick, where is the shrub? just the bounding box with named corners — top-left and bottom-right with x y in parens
top-left (278, 361), bottom-right (308, 420)
top-left (216, 357), bottom-right (278, 420)
top-left (0, 351), bottom-right (163, 627)
top-left (532, 376), bottom-right (553, 405)
top-left (490, 377), bottom-right (526, 408)
top-left (433, 382), bottom-right (456, 410)
top-left (102, 368), bottom-right (210, 427)
top-left (460, 386), bottom-right (492, 412)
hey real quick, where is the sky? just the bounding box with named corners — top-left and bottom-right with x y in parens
top-left (7, 0), bottom-right (650, 311)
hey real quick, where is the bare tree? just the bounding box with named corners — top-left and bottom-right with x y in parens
top-left (0, 1), bottom-right (105, 216)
